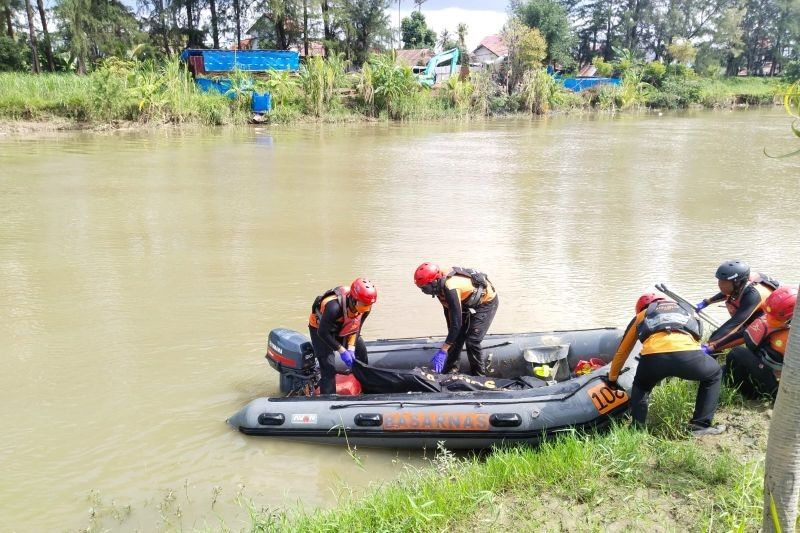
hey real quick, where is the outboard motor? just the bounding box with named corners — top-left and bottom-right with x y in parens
top-left (265, 328), bottom-right (318, 395)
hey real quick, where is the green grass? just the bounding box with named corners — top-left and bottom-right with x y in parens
top-left (244, 380), bottom-right (763, 532)
top-left (246, 420), bottom-right (763, 532)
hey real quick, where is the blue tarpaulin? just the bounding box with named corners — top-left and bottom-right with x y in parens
top-left (179, 49), bottom-right (300, 72)
top-left (560, 77), bottom-right (621, 92)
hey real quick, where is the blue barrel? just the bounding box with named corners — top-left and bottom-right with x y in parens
top-left (251, 92), bottom-right (272, 113)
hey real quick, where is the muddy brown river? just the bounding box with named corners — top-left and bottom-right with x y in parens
top-left (1, 109), bottom-right (798, 531)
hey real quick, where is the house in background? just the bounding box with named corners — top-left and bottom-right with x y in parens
top-left (472, 35), bottom-right (508, 65)
top-left (395, 48), bottom-right (434, 66)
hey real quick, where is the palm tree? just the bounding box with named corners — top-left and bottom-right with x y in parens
top-left (438, 28), bottom-right (451, 50)
top-left (413, 0), bottom-right (425, 12)
top-left (457, 22), bottom-right (468, 57)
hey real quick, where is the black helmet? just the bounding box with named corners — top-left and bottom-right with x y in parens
top-left (715, 260), bottom-right (750, 283)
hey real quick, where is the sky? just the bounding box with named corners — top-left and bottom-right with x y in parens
top-left (390, 1), bottom-right (509, 51)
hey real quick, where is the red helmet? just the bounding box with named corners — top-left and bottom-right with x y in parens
top-left (635, 293), bottom-right (665, 314)
top-left (414, 262), bottom-right (443, 287)
top-left (350, 278), bottom-right (377, 305)
top-left (764, 286), bottom-right (797, 326)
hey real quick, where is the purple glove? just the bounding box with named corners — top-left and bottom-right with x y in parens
top-left (340, 349), bottom-right (355, 368)
top-left (695, 300), bottom-right (708, 311)
top-left (431, 348), bottom-right (447, 373)
top-left (700, 344), bottom-right (713, 356)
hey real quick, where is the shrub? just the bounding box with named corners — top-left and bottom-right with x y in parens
top-left (642, 61), bottom-right (667, 87)
top-left (0, 36), bottom-right (28, 72)
top-left (646, 76), bottom-right (703, 109)
top-left (782, 60), bottom-right (800, 83)
top-left (592, 56), bottom-right (614, 77)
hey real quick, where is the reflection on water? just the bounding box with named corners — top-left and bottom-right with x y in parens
top-left (1, 109), bottom-right (798, 530)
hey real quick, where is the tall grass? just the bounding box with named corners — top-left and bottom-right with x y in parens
top-left (0, 58), bottom-right (245, 125)
top-left (299, 54), bottom-right (349, 117)
top-left (518, 68), bottom-right (560, 114)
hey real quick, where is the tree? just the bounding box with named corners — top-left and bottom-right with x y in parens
top-left (0, 35), bottom-right (27, 69)
top-left (2, 0), bottom-right (14, 38)
top-left (339, 0), bottom-right (390, 65)
top-left (763, 290), bottom-right (800, 531)
top-left (437, 27), bottom-right (456, 50)
top-left (511, 0), bottom-right (575, 68)
top-left (456, 21), bottom-right (468, 60)
top-left (503, 18), bottom-right (547, 88)
top-left (400, 10), bottom-right (434, 48)
top-left (412, 0), bottom-right (425, 11)
top-left (667, 39), bottom-right (697, 65)
top-left (209, 0), bottom-right (220, 48)
top-left (35, 0), bottom-right (54, 70)
top-left (23, 0), bottom-right (39, 73)
top-left (55, 0), bottom-right (140, 72)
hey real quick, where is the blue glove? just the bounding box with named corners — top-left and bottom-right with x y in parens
top-left (700, 344), bottom-right (713, 356)
top-left (695, 300), bottom-right (708, 311)
top-left (340, 349), bottom-right (355, 368)
top-left (431, 348), bottom-right (447, 373)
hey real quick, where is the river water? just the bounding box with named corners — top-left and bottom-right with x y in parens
top-left (1, 109), bottom-right (798, 531)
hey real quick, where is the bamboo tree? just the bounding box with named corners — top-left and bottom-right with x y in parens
top-left (23, 0), bottom-right (40, 73)
top-left (35, 0), bottom-right (55, 70)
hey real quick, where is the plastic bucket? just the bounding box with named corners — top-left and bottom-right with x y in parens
top-left (251, 92), bottom-right (272, 113)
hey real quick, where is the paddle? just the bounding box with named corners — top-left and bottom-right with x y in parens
top-left (655, 283), bottom-right (722, 330)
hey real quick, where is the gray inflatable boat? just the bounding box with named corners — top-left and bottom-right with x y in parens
top-left (228, 327), bottom-right (639, 449)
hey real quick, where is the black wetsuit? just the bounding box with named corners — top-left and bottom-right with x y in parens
top-left (707, 284), bottom-right (765, 352)
top-left (439, 280), bottom-right (499, 376)
top-left (308, 300), bottom-right (369, 394)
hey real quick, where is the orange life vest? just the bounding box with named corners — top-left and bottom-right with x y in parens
top-left (725, 278), bottom-right (775, 317)
top-left (308, 286), bottom-right (364, 337)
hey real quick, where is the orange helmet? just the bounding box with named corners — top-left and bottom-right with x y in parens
top-left (764, 286), bottom-right (797, 327)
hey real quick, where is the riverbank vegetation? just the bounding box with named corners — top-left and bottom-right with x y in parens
top-left (2, 0), bottom-right (797, 128)
top-left (244, 380), bottom-right (768, 532)
top-left (0, 55), bottom-right (788, 128)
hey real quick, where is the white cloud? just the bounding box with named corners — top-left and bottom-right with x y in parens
top-left (389, 7), bottom-right (508, 51)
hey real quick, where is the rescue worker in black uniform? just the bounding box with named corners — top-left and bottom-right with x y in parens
top-left (607, 293), bottom-right (725, 436)
top-left (308, 278), bottom-right (377, 394)
top-left (697, 260), bottom-right (779, 355)
top-left (715, 286), bottom-right (796, 399)
top-left (413, 262), bottom-right (499, 375)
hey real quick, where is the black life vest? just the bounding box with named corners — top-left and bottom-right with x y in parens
top-left (637, 300), bottom-right (703, 342)
top-left (309, 286), bottom-right (363, 337)
top-left (436, 266), bottom-right (491, 309)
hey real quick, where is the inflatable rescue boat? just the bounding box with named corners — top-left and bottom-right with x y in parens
top-left (227, 327), bottom-right (638, 449)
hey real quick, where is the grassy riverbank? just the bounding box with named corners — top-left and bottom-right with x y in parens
top-left (247, 380), bottom-right (769, 532)
top-left (0, 56), bottom-right (787, 131)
